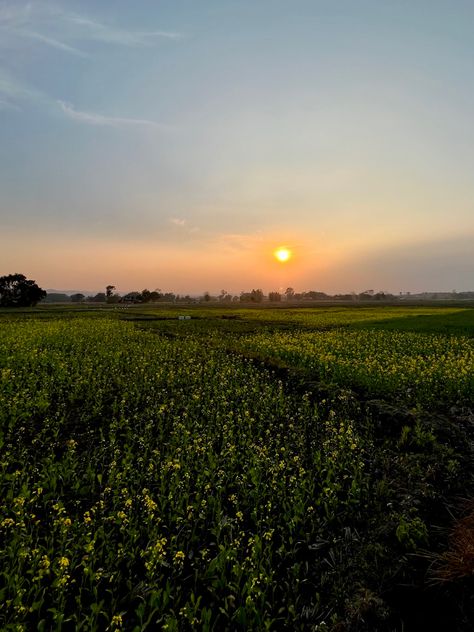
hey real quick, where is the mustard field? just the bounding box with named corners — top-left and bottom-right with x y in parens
top-left (236, 329), bottom-right (474, 407)
top-left (1, 306), bottom-right (474, 631)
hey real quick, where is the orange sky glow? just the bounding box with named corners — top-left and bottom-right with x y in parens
top-left (2, 1), bottom-right (474, 294)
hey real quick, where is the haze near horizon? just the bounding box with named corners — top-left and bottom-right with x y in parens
top-left (1, 0), bottom-right (474, 295)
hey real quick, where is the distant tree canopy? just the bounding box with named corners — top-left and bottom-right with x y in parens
top-left (240, 289), bottom-right (264, 303)
top-left (0, 274), bottom-right (46, 307)
top-left (90, 293), bottom-right (106, 303)
top-left (42, 293), bottom-right (71, 304)
top-left (121, 289), bottom-right (163, 304)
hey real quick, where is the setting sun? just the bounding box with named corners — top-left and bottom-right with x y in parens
top-left (274, 247), bottom-right (292, 263)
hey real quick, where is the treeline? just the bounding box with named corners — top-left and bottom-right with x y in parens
top-left (6, 274), bottom-right (474, 307)
top-left (234, 288), bottom-right (399, 303)
top-left (43, 290), bottom-right (187, 304)
top-left (44, 287), bottom-right (401, 304)
top-left (42, 287), bottom-right (474, 305)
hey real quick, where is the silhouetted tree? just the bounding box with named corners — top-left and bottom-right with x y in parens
top-left (302, 291), bottom-right (329, 300)
top-left (106, 285), bottom-right (121, 304)
top-left (269, 291), bottom-right (282, 302)
top-left (70, 293), bottom-right (85, 303)
top-left (219, 289), bottom-right (232, 302)
top-left (122, 292), bottom-right (142, 303)
top-left (90, 293), bottom-right (106, 303)
top-left (149, 289), bottom-right (162, 302)
top-left (241, 289), bottom-right (264, 303)
top-left (0, 274), bottom-right (46, 307)
top-left (161, 292), bottom-right (175, 302)
top-left (42, 293), bottom-right (70, 303)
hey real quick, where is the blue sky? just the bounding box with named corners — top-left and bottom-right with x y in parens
top-left (1, 0), bottom-right (474, 294)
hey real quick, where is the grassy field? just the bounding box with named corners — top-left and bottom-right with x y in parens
top-left (1, 305), bottom-right (474, 630)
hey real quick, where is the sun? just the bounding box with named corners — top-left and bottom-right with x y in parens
top-left (274, 247), bottom-right (292, 263)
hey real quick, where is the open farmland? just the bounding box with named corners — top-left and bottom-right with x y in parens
top-left (1, 306), bottom-right (474, 631)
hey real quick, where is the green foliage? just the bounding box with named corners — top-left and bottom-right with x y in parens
top-left (0, 319), bottom-right (367, 630)
top-left (395, 515), bottom-right (428, 551)
top-left (0, 274), bottom-right (46, 307)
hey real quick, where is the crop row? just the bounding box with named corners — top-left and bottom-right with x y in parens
top-left (234, 328), bottom-right (474, 407)
top-left (138, 306), bottom-right (464, 329)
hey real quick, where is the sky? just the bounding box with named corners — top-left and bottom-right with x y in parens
top-left (1, 0), bottom-right (474, 295)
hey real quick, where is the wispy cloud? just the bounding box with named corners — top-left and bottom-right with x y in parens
top-left (63, 13), bottom-right (183, 46)
top-left (16, 29), bottom-right (88, 57)
top-left (168, 218), bottom-right (200, 235)
top-left (0, 3), bottom-right (181, 125)
top-left (58, 100), bottom-right (169, 131)
top-left (0, 3), bottom-right (34, 27)
top-left (0, 97), bottom-right (19, 111)
top-left (0, 2), bottom-right (183, 55)
top-left (0, 72), bottom-right (170, 132)
top-left (0, 69), bottom-right (42, 102)
top-left (170, 218), bottom-right (187, 226)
